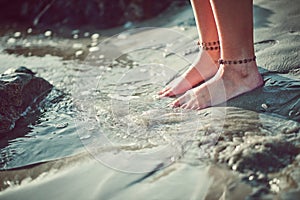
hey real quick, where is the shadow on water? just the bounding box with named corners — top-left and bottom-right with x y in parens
top-left (227, 67), bottom-right (300, 122)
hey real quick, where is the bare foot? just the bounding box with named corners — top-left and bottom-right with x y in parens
top-left (158, 50), bottom-right (219, 97)
top-left (171, 62), bottom-right (264, 109)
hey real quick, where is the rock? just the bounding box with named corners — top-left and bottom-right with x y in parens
top-left (0, 67), bottom-right (53, 134)
top-left (14, 66), bottom-right (36, 75)
top-left (0, 0), bottom-right (175, 29)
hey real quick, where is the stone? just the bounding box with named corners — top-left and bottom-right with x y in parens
top-left (44, 30), bottom-right (52, 37)
top-left (0, 67), bottom-right (53, 134)
top-left (0, 0), bottom-right (174, 29)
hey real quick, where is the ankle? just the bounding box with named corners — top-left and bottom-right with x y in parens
top-left (218, 56), bottom-right (256, 65)
top-left (197, 40), bottom-right (220, 62)
top-left (218, 56), bottom-right (260, 78)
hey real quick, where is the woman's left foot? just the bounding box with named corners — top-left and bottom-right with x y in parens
top-left (158, 49), bottom-right (219, 97)
top-left (171, 62), bottom-right (264, 109)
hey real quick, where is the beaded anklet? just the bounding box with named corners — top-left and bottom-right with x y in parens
top-left (197, 40), bottom-right (220, 51)
top-left (218, 56), bottom-right (256, 65)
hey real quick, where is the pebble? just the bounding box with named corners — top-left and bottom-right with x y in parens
top-left (72, 29), bottom-right (79, 35)
top-left (72, 43), bottom-right (83, 49)
top-left (44, 30), bottom-right (52, 37)
top-left (261, 103), bottom-right (268, 110)
top-left (27, 28), bottom-right (33, 34)
top-left (244, 131), bottom-right (256, 136)
top-left (91, 42), bottom-right (98, 47)
top-left (89, 46), bottom-right (99, 52)
top-left (4, 180), bottom-right (12, 186)
top-left (14, 32), bottom-right (21, 38)
top-left (112, 60), bottom-right (118, 65)
top-left (91, 33), bottom-right (100, 40)
top-left (84, 32), bottom-right (90, 37)
top-left (123, 21), bottom-right (133, 29)
top-left (232, 164), bottom-right (238, 171)
top-left (232, 137), bottom-right (242, 142)
top-left (7, 38), bottom-right (16, 44)
top-left (249, 175), bottom-right (254, 181)
top-left (269, 178), bottom-right (280, 193)
top-left (257, 172), bottom-right (266, 180)
top-left (24, 42), bottom-right (31, 47)
top-left (117, 33), bottom-right (129, 40)
top-left (73, 34), bottom-right (79, 39)
top-left (99, 54), bottom-right (105, 59)
top-left (228, 157), bottom-right (235, 166)
top-left (55, 123), bottom-right (68, 129)
top-left (75, 50), bottom-right (84, 57)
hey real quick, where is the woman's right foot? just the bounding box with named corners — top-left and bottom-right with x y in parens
top-left (158, 49), bottom-right (219, 97)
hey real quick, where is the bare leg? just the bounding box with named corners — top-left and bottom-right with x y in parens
top-left (158, 0), bottom-right (220, 97)
top-left (172, 0), bottom-right (263, 109)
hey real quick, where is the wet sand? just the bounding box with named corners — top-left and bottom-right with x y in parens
top-left (0, 0), bottom-right (299, 199)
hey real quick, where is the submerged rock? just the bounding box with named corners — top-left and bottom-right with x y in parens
top-left (0, 67), bottom-right (53, 134)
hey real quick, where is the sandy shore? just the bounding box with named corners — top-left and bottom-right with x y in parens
top-left (0, 0), bottom-right (299, 199)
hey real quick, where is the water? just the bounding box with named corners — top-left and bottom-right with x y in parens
top-left (0, 66), bottom-right (84, 169)
top-left (0, 27), bottom-right (299, 198)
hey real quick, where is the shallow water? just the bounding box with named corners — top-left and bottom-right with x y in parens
top-left (0, 24), bottom-right (299, 199)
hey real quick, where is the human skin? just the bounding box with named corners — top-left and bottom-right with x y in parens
top-left (160, 0), bottom-right (263, 109)
top-left (158, 0), bottom-right (220, 97)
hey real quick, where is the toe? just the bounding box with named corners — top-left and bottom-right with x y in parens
top-left (187, 103), bottom-right (197, 110)
top-left (180, 104), bottom-right (188, 109)
top-left (170, 99), bottom-right (180, 108)
top-left (164, 90), bottom-right (176, 97)
top-left (161, 88), bottom-right (178, 97)
top-left (185, 101), bottom-right (198, 110)
top-left (171, 95), bottom-right (187, 107)
top-left (158, 86), bottom-right (170, 95)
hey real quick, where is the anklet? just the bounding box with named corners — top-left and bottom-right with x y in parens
top-left (218, 56), bottom-right (256, 65)
top-left (197, 40), bottom-right (220, 51)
